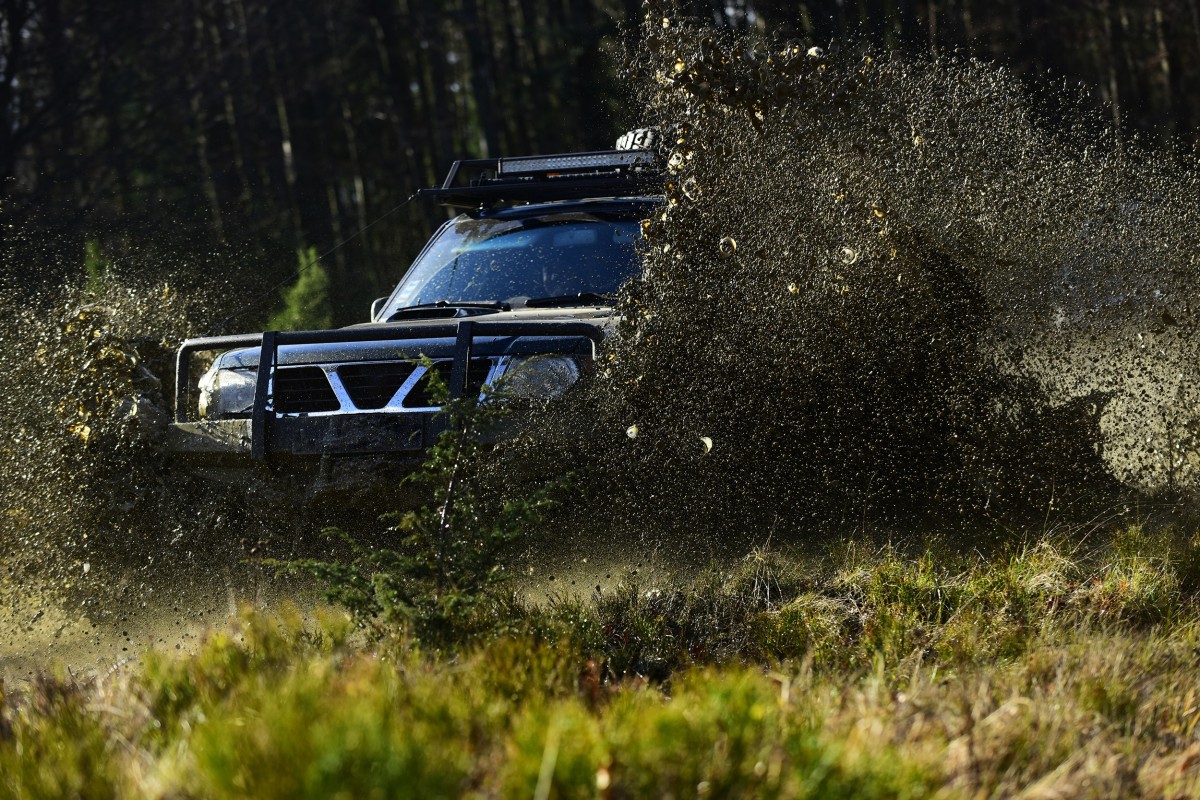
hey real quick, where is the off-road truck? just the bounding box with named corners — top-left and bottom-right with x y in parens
top-left (166, 141), bottom-right (660, 496)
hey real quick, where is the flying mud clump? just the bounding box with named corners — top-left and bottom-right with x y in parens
top-left (506, 6), bottom-right (1200, 544)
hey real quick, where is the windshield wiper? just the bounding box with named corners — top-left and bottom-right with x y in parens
top-left (387, 300), bottom-right (510, 321)
top-left (524, 292), bottom-right (617, 308)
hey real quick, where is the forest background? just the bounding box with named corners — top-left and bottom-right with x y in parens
top-left (3, 0), bottom-right (1200, 326)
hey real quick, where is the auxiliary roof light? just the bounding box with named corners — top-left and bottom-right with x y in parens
top-left (497, 150), bottom-right (657, 176)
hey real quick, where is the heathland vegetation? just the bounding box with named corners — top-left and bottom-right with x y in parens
top-left (4, 524), bottom-right (1200, 797)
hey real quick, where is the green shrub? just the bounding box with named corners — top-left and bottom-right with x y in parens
top-left (0, 676), bottom-right (123, 799)
top-left (186, 657), bottom-right (475, 799)
top-left (759, 593), bottom-right (854, 667)
top-left (279, 365), bottom-right (562, 647)
top-left (82, 239), bottom-right (111, 296)
top-left (139, 604), bottom-right (349, 742)
top-left (499, 701), bottom-right (608, 800)
top-left (267, 247), bottom-right (333, 331)
top-left (1071, 528), bottom-right (1181, 624)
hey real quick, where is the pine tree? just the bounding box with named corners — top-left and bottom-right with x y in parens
top-left (268, 247), bottom-right (333, 331)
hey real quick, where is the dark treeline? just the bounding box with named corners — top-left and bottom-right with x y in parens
top-left (3, 0), bottom-right (1198, 324)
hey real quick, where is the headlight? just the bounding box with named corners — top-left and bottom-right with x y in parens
top-left (198, 366), bottom-right (257, 418)
top-left (495, 355), bottom-right (582, 400)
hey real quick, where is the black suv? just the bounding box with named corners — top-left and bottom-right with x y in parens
top-left (167, 143), bottom-right (660, 485)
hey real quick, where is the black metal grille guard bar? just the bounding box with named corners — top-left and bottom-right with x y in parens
top-left (173, 320), bottom-right (604, 460)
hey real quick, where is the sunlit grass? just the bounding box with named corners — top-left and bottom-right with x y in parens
top-left (3, 526), bottom-right (1200, 798)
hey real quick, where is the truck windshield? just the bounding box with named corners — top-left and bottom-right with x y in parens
top-left (386, 211), bottom-right (642, 313)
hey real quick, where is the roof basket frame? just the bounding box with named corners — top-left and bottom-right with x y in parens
top-left (419, 148), bottom-right (662, 210)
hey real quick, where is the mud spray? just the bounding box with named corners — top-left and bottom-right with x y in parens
top-left (7, 6), bottom-right (1200, 671)
top-left (0, 246), bottom-right (317, 677)
top-left (501, 6), bottom-right (1200, 567)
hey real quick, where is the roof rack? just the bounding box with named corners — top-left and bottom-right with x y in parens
top-left (419, 149), bottom-right (662, 210)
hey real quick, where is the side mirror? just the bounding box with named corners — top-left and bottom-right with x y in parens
top-left (370, 296), bottom-right (389, 321)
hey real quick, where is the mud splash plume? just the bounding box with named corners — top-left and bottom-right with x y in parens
top-left (0, 266), bottom-right (289, 652)
top-left (514, 6), bottom-right (1200, 543)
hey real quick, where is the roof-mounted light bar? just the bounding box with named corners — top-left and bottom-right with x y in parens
top-left (419, 148), bottom-right (662, 210)
top-left (497, 150), bottom-right (657, 176)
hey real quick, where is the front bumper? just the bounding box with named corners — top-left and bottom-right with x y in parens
top-left (168, 318), bottom-right (601, 462)
top-left (166, 412), bottom-right (444, 458)
top-left (165, 417), bottom-right (437, 506)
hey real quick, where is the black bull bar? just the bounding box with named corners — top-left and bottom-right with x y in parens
top-left (174, 320), bottom-right (604, 460)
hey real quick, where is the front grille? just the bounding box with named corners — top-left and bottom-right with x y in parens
top-left (273, 366), bottom-right (339, 413)
top-left (336, 362), bottom-right (418, 409)
top-left (403, 359), bottom-right (492, 408)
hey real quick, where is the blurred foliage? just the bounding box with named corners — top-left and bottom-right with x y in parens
top-left (4, 527), bottom-right (1200, 797)
top-left (6, 0), bottom-right (1200, 321)
top-left (0, 0), bottom-right (635, 322)
top-left (82, 241), bottom-right (109, 296)
top-left (266, 248), bottom-right (333, 331)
